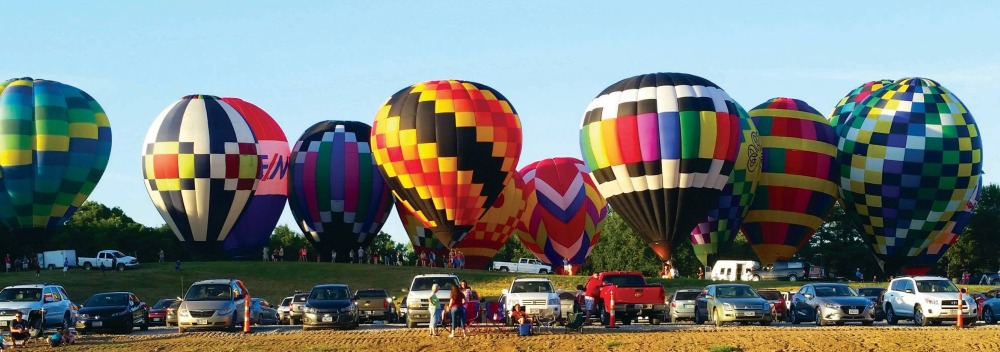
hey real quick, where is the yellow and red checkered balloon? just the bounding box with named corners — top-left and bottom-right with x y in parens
top-left (371, 80), bottom-right (522, 248)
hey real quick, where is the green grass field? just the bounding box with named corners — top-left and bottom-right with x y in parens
top-left (0, 262), bottom-right (992, 307)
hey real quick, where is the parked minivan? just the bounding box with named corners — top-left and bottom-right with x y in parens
top-left (177, 279), bottom-right (248, 333)
top-left (709, 260), bottom-right (761, 281)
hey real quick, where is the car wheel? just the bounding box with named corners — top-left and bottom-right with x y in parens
top-left (141, 313), bottom-right (150, 331)
top-left (694, 308), bottom-right (704, 325)
top-left (406, 316), bottom-right (416, 329)
top-left (228, 313), bottom-right (239, 332)
top-left (622, 314), bottom-right (632, 325)
top-left (788, 274), bottom-right (798, 282)
top-left (760, 316), bottom-right (772, 326)
top-left (84, 262), bottom-right (93, 270)
top-left (651, 315), bottom-right (662, 325)
top-left (123, 316), bottom-right (134, 334)
top-left (885, 305), bottom-right (898, 325)
top-left (500, 267), bottom-right (509, 272)
top-left (539, 269), bottom-right (548, 274)
top-left (985, 307), bottom-right (996, 324)
top-left (62, 313), bottom-right (71, 330)
top-left (815, 309), bottom-right (824, 326)
top-left (915, 305), bottom-right (929, 327)
top-left (117, 263), bottom-right (126, 271)
top-left (789, 310), bottom-right (799, 325)
top-left (751, 275), bottom-right (761, 282)
top-left (713, 309), bottom-right (723, 327)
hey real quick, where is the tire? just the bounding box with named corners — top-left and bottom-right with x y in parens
top-left (117, 263), bottom-right (126, 271)
top-left (622, 314), bottom-right (632, 325)
top-left (123, 316), bottom-right (134, 334)
top-left (651, 316), bottom-right (662, 325)
top-left (789, 310), bottom-right (800, 325)
top-left (815, 309), bottom-right (825, 326)
top-left (788, 274), bottom-right (798, 282)
top-left (713, 309), bottom-right (723, 327)
top-left (62, 313), bottom-right (71, 330)
top-left (84, 262), bottom-right (93, 270)
top-left (985, 307), bottom-right (996, 324)
top-left (751, 275), bottom-right (760, 282)
top-left (914, 305), bottom-right (929, 326)
top-left (694, 308), bottom-right (704, 325)
top-left (141, 313), bottom-right (149, 331)
top-left (500, 267), bottom-right (509, 272)
top-left (930, 320), bottom-right (942, 326)
top-left (406, 316), bottom-right (416, 329)
top-left (47, 264), bottom-right (55, 270)
top-left (862, 320), bottom-right (874, 326)
top-left (885, 305), bottom-right (898, 325)
top-left (228, 313), bottom-right (239, 332)
top-left (760, 317), bottom-right (772, 326)
top-left (539, 269), bottom-right (548, 274)
top-left (302, 325), bottom-right (311, 331)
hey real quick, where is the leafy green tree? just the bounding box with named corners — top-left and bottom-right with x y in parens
top-left (494, 236), bottom-right (534, 263)
top-left (267, 224), bottom-right (310, 260)
top-left (796, 203), bottom-right (880, 279)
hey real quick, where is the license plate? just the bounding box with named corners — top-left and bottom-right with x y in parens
top-left (684, 304), bottom-right (694, 308)
top-left (529, 308), bottom-right (540, 314)
top-left (322, 316), bottom-right (333, 322)
top-left (849, 309), bottom-right (859, 315)
top-left (93, 321), bottom-right (103, 327)
top-left (153, 318), bottom-right (161, 322)
top-left (0, 321), bottom-right (7, 326)
top-left (951, 310), bottom-right (960, 315)
top-left (197, 319), bottom-right (208, 325)
top-left (743, 312), bottom-right (755, 317)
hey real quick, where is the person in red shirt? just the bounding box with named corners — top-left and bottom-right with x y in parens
top-left (584, 273), bottom-right (601, 321)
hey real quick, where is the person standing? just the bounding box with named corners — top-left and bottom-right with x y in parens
top-left (4, 253), bottom-right (10, 273)
top-left (428, 284), bottom-right (441, 337)
top-left (429, 251), bottom-right (436, 268)
top-left (397, 250), bottom-right (403, 266)
top-left (669, 265), bottom-right (678, 279)
top-left (63, 257), bottom-right (69, 276)
top-left (584, 272), bottom-right (601, 322)
top-left (349, 249), bottom-right (355, 263)
top-left (358, 247), bottom-right (365, 264)
top-left (855, 268), bottom-right (864, 282)
top-left (331, 250), bottom-right (337, 263)
top-left (262, 246), bottom-right (269, 262)
top-left (175, 259), bottom-right (181, 271)
top-left (34, 259), bottom-right (40, 277)
top-left (448, 285), bottom-right (467, 338)
top-left (697, 267), bottom-right (705, 280)
top-left (100, 262), bottom-right (106, 276)
top-left (158, 249), bottom-right (165, 263)
top-left (298, 248), bottom-right (307, 262)
top-left (278, 246), bottom-right (285, 261)
top-left (418, 251), bottom-right (426, 267)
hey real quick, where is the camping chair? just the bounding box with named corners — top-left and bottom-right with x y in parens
top-left (479, 301), bottom-right (507, 335)
top-left (463, 300), bottom-right (482, 334)
top-left (533, 308), bottom-right (557, 334)
top-left (564, 312), bottom-right (586, 333)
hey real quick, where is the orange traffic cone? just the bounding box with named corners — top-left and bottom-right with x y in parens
top-left (956, 290), bottom-right (965, 329)
top-left (244, 295), bottom-right (252, 334)
top-left (606, 287), bottom-right (619, 329)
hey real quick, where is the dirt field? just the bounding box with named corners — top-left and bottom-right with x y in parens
top-left (8, 324), bottom-right (1000, 352)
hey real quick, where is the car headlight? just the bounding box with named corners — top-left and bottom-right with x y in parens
top-left (304, 307), bottom-right (317, 314)
top-left (924, 298), bottom-right (939, 305)
top-left (217, 308), bottom-right (234, 316)
top-left (548, 298), bottom-right (560, 306)
top-left (340, 307), bottom-right (353, 313)
top-left (78, 314), bottom-right (90, 320)
top-left (823, 303), bottom-right (840, 309)
top-left (179, 308), bottom-right (190, 317)
top-left (722, 303), bottom-right (734, 311)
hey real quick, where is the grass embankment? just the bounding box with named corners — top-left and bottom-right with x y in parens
top-left (0, 262), bottom-right (992, 306)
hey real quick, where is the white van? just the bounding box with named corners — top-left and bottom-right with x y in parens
top-left (709, 260), bottom-right (761, 281)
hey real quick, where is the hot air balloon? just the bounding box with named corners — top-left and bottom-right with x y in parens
top-left (518, 157), bottom-right (607, 275)
top-left (398, 202), bottom-right (448, 262)
top-left (0, 78), bottom-right (112, 236)
top-left (288, 121), bottom-right (394, 262)
top-left (142, 95), bottom-right (260, 258)
top-left (579, 72), bottom-right (742, 263)
top-left (742, 98), bottom-right (838, 265)
top-left (218, 98), bottom-right (290, 260)
top-left (689, 105), bottom-right (762, 266)
top-left (829, 80), bottom-right (893, 136)
top-left (902, 178), bottom-right (981, 276)
top-left (838, 78), bottom-right (983, 273)
top-left (371, 80), bottom-right (523, 248)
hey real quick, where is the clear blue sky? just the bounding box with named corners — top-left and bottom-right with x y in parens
top-left (3, 1), bottom-right (997, 245)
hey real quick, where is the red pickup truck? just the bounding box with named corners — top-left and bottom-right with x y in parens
top-left (583, 271), bottom-right (667, 325)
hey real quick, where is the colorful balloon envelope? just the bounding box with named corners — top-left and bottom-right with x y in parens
top-left (579, 72), bottom-right (743, 262)
top-left (742, 98), bottom-right (838, 265)
top-left (829, 79), bottom-right (893, 136)
top-left (689, 105), bottom-right (762, 266)
top-left (142, 95), bottom-right (260, 257)
top-left (517, 157), bottom-right (607, 272)
top-left (838, 78), bottom-right (983, 273)
top-left (371, 80), bottom-right (523, 248)
top-left (0, 78), bottom-right (112, 234)
top-left (288, 121), bottom-right (394, 262)
top-left (902, 178), bottom-right (981, 276)
top-left (218, 98), bottom-right (290, 260)
top-left (398, 174), bottom-right (524, 269)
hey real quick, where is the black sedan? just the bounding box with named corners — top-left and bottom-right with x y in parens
top-left (75, 292), bottom-right (150, 334)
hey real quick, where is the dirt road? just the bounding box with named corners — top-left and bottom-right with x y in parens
top-left (10, 323), bottom-right (1000, 351)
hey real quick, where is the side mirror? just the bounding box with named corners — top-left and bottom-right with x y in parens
top-left (401, 289), bottom-right (408, 293)
top-left (904, 289), bottom-right (914, 294)
top-left (501, 289), bottom-right (509, 295)
top-left (804, 294), bottom-right (813, 300)
top-left (576, 285), bottom-right (585, 291)
top-left (353, 295), bottom-right (359, 300)
top-left (705, 294), bottom-right (714, 300)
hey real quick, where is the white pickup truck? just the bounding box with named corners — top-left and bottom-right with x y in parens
top-left (492, 258), bottom-right (552, 274)
top-left (78, 250), bottom-right (139, 270)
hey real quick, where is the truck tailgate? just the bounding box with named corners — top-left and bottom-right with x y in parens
top-left (356, 298), bottom-right (385, 311)
top-left (609, 286), bottom-right (665, 305)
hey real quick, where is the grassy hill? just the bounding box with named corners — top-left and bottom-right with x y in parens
top-left (0, 262), bottom-right (991, 306)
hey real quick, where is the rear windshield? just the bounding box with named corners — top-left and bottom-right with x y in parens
top-left (280, 298), bottom-right (292, 306)
top-left (293, 294), bottom-right (309, 302)
top-left (185, 284), bottom-right (233, 301)
top-left (355, 290), bottom-right (389, 298)
top-left (410, 277), bottom-right (459, 291)
top-left (601, 275), bottom-right (646, 287)
top-left (674, 291), bottom-right (699, 300)
top-left (310, 287), bottom-right (351, 300)
top-left (757, 291), bottom-right (781, 300)
top-left (0, 288), bottom-right (42, 302)
top-left (153, 299), bottom-right (176, 309)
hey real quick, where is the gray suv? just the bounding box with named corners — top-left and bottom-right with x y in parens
top-left (0, 284), bottom-right (75, 337)
top-left (750, 261), bottom-right (811, 281)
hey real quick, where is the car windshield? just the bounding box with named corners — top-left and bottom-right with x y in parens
top-left (511, 281), bottom-right (554, 293)
top-left (674, 291), bottom-right (700, 300)
top-left (757, 291), bottom-right (781, 300)
top-left (310, 287), bottom-right (351, 300)
top-left (85, 293), bottom-right (129, 307)
top-left (152, 299), bottom-right (176, 309)
top-left (185, 284), bottom-right (233, 301)
top-left (602, 275), bottom-right (646, 287)
top-left (355, 290), bottom-right (388, 298)
top-left (916, 280), bottom-right (959, 293)
top-left (814, 285), bottom-right (857, 297)
top-left (410, 277), bottom-right (459, 291)
top-left (857, 288), bottom-right (883, 297)
top-left (280, 298), bottom-right (292, 307)
top-left (715, 286), bottom-right (758, 298)
top-left (112, 251), bottom-right (126, 258)
top-left (0, 288), bottom-right (42, 302)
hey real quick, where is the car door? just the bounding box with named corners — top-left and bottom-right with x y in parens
top-left (42, 287), bottom-right (60, 325)
top-left (706, 286), bottom-right (719, 320)
top-left (790, 286), bottom-right (807, 319)
top-left (894, 280), bottom-right (917, 316)
top-left (130, 294), bottom-right (144, 325)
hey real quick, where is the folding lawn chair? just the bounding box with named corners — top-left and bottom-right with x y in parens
top-left (533, 308), bottom-right (557, 334)
top-left (564, 312), bottom-right (586, 333)
top-left (480, 301), bottom-right (508, 335)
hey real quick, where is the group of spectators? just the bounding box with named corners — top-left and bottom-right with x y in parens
top-left (427, 281), bottom-right (475, 338)
top-left (342, 247), bottom-right (405, 265)
top-left (416, 249), bottom-right (466, 269)
top-left (4, 253), bottom-right (40, 276)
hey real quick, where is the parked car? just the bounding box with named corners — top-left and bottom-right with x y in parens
top-left (585, 271), bottom-right (667, 325)
top-left (404, 274), bottom-right (460, 328)
top-left (755, 288), bottom-right (787, 322)
top-left (288, 293), bottom-right (310, 325)
top-left (276, 296), bottom-right (293, 325)
top-left (788, 283), bottom-right (874, 326)
top-left (975, 288), bottom-right (1000, 324)
top-left (302, 284), bottom-right (359, 330)
top-left (76, 292), bottom-right (149, 334)
top-left (492, 258), bottom-right (552, 274)
top-left (165, 300), bottom-right (181, 327)
top-left (710, 260), bottom-right (761, 282)
top-left (857, 287), bottom-right (886, 321)
top-left (693, 284), bottom-right (772, 326)
top-left (0, 283), bottom-right (76, 337)
top-left (750, 261), bottom-right (812, 282)
top-left (78, 250), bottom-right (139, 271)
top-left (148, 298), bottom-right (177, 326)
top-left (667, 289), bottom-right (701, 323)
top-left (971, 273), bottom-right (1000, 285)
top-left (882, 276), bottom-right (977, 326)
top-left (250, 298), bottom-right (279, 325)
top-left (398, 295), bottom-right (408, 323)
top-left (177, 278), bottom-right (249, 333)
top-left (501, 278), bottom-right (561, 324)
top-left (353, 289), bottom-right (395, 324)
